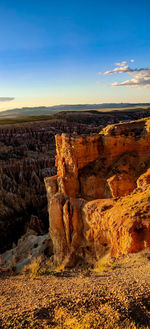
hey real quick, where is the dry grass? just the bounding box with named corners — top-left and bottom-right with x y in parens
top-left (93, 253), bottom-right (122, 273)
top-left (94, 253), bottom-right (111, 273)
top-left (22, 256), bottom-right (57, 278)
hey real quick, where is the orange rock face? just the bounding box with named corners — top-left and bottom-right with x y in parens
top-left (55, 134), bottom-right (103, 197)
top-left (137, 168), bottom-right (150, 188)
top-left (45, 118), bottom-right (150, 265)
top-left (107, 173), bottom-right (137, 198)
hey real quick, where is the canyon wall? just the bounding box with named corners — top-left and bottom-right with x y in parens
top-left (1, 109), bottom-right (150, 254)
top-left (45, 118), bottom-right (150, 265)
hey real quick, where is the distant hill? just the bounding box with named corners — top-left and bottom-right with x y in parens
top-left (0, 103), bottom-right (150, 118)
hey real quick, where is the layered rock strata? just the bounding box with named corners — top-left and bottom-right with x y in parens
top-left (45, 118), bottom-right (150, 265)
top-left (1, 109), bottom-right (150, 253)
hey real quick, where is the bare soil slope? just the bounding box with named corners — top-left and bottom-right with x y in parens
top-left (0, 252), bottom-right (150, 329)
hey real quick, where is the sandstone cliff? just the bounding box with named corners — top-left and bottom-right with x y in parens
top-left (45, 117), bottom-right (150, 265)
top-left (1, 110), bottom-right (150, 254)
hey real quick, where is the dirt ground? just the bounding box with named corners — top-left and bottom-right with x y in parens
top-left (0, 252), bottom-right (150, 329)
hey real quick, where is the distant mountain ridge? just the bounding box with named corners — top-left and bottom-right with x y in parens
top-left (1, 103), bottom-right (150, 118)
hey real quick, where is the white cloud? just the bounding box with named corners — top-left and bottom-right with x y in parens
top-left (112, 78), bottom-right (150, 88)
top-left (104, 65), bottom-right (129, 75)
top-left (104, 63), bottom-right (150, 88)
top-left (115, 61), bottom-right (127, 66)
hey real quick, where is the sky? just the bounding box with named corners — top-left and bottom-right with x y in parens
top-left (0, 0), bottom-right (150, 112)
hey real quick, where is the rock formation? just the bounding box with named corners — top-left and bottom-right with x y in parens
top-left (45, 117), bottom-right (150, 266)
top-left (0, 120), bottom-right (56, 253)
top-left (0, 230), bottom-right (52, 274)
top-left (0, 118), bottom-right (98, 252)
top-left (1, 109), bottom-right (150, 253)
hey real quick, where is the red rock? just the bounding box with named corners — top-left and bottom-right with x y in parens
top-left (107, 173), bottom-right (137, 197)
top-left (45, 117), bottom-right (150, 265)
top-left (137, 168), bottom-right (150, 188)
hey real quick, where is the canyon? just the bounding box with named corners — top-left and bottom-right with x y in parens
top-left (0, 111), bottom-right (110, 253)
top-left (0, 108), bottom-right (150, 259)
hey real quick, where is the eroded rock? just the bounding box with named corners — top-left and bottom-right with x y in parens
top-left (45, 117), bottom-right (150, 266)
top-left (0, 231), bottom-right (52, 273)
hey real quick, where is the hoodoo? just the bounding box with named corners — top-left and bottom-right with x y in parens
top-left (45, 117), bottom-right (150, 266)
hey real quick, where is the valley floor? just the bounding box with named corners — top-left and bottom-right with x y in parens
top-left (0, 252), bottom-right (150, 329)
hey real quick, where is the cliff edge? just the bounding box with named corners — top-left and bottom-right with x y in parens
top-left (45, 118), bottom-right (150, 266)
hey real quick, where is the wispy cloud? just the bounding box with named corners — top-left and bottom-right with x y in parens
top-left (115, 61), bottom-right (127, 66)
top-left (0, 97), bottom-right (15, 102)
top-left (104, 62), bottom-right (150, 88)
top-left (112, 78), bottom-right (150, 87)
top-left (104, 65), bottom-right (129, 75)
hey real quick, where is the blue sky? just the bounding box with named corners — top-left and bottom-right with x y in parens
top-left (0, 0), bottom-right (150, 111)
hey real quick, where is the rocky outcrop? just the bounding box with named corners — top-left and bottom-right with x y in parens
top-left (0, 229), bottom-right (53, 273)
top-left (45, 117), bottom-right (150, 265)
top-left (137, 168), bottom-right (150, 188)
top-left (1, 111), bottom-right (150, 254)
